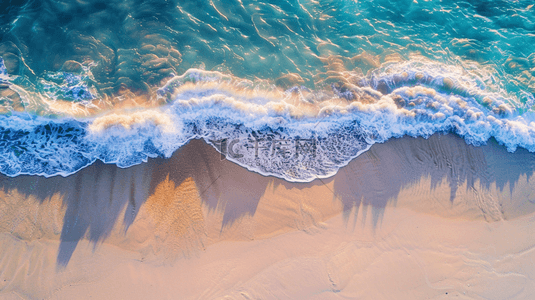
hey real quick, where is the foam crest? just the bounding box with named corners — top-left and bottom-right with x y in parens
top-left (89, 110), bottom-right (176, 133)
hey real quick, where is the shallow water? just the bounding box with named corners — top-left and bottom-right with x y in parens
top-left (0, 0), bottom-right (534, 181)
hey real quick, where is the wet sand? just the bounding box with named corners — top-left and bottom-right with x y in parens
top-left (1, 133), bottom-right (535, 299)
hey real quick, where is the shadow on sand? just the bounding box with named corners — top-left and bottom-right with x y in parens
top-left (1, 133), bottom-right (535, 268)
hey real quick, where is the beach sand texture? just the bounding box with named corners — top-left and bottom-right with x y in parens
top-left (1, 133), bottom-right (535, 299)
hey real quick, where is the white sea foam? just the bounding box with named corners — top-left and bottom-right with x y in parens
top-left (1, 59), bottom-right (535, 181)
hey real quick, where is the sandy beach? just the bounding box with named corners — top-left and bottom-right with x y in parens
top-left (1, 133), bottom-right (535, 299)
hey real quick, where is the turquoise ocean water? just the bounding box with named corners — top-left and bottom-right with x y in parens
top-left (0, 0), bottom-right (534, 181)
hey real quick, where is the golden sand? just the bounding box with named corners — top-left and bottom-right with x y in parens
top-left (145, 176), bottom-right (205, 255)
top-left (1, 135), bottom-right (535, 299)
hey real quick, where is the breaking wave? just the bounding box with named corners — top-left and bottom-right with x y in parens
top-left (2, 56), bottom-right (535, 182)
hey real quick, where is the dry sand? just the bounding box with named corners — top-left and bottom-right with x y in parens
top-left (1, 134), bottom-right (535, 299)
